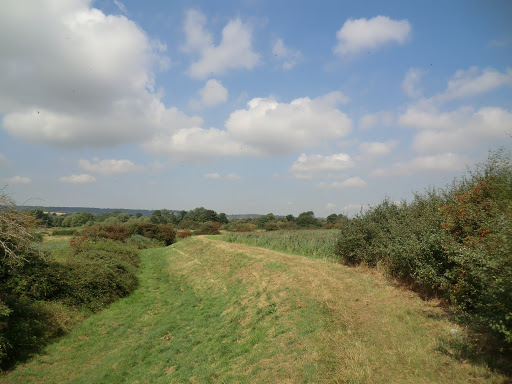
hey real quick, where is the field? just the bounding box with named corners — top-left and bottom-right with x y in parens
top-left (1, 236), bottom-right (507, 383)
top-left (218, 229), bottom-right (339, 261)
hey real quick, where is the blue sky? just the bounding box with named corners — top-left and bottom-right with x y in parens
top-left (1, 0), bottom-right (511, 216)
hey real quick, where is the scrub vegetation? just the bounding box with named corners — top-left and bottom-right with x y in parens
top-left (335, 149), bottom-right (512, 347)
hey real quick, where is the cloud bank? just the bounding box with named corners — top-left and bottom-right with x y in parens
top-left (334, 16), bottom-right (411, 56)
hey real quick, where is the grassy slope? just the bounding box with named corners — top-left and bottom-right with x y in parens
top-left (1, 237), bottom-right (506, 383)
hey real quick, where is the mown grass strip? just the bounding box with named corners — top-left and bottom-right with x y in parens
top-left (1, 237), bottom-right (507, 383)
top-left (0, 238), bottom-right (326, 383)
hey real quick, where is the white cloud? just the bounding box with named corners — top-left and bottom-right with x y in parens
top-left (5, 176), bottom-right (31, 184)
top-left (399, 106), bottom-right (512, 153)
top-left (182, 9), bottom-right (261, 78)
top-left (272, 38), bottom-right (302, 70)
top-left (144, 126), bottom-right (256, 162)
top-left (290, 153), bottom-right (355, 179)
top-left (359, 141), bottom-right (398, 157)
top-left (204, 172), bottom-right (241, 180)
top-left (59, 174), bottom-right (96, 184)
top-left (402, 68), bottom-right (427, 98)
top-left (195, 79), bottom-right (228, 107)
top-left (0, 0), bottom-right (174, 148)
top-left (358, 111), bottom-right (394, 130)
top-left (325, 203), bottom-right (336, 210)
top-left (334, 16), bottom-right (411, 56)
top-left (225, 173), bottom-right (241, 180)
top-left (358, 114), bottom-right (378, 130)
top-left (316, 177), bottom-right (368, 189)
top-left (113, 0), bottom-right (127, 14)
top-left (433, 67), bottom-right (512, 103)
top-left (370, 153), bottom-right (469, 177)
top-left (79, 158), bottom-right (145, 175)
top-left (226, 92), bottom-right (352, 155)
top-left (149, 91), bottom-right (352, 160)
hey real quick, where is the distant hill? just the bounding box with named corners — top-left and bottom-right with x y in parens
top-left (19, 206), bottom-right (167, 217)
top-left (19, 206), bottom-right (286, 220)
top-left (226, 214), bottom-right (263, 220)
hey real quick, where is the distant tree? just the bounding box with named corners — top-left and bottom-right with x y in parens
top-left (70, 212), bottom-right (94, 227)
top-left (218, 212), bottom-right (229, 224)
top-left (52, 216), bottom-right (64, 227)
top-left (285, 214), bottom-right (295, 222)
top-left (258, 213), bottom-right (276, 228)
top-left (326, 214), bottom-right (339, 224)
top-left (207, 209), bottom-right (219, 222)
top-left (297, 211), bottom-right (320, 228)
top-left (27, 209), bottom-right (53, 227)
top-left (160, 209), bottom-right (174, 224)
top-left (61, 215), bottom-right (72, 227)
top-left (117, 212), bottom-right (131, 223)
top-left (178, 210), bottom-right (187, 222)
top-left (150, 210), bottom-right (163, 224)
top-left (187, 207), bottom-right (219, 223)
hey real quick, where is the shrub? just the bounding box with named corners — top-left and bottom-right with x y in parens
top-left (0, 192), bottom-right (40, 367)
top-left (178, 219), bottom-right (200, 230)
top-left (82, 223), bottom-right (128, 242)
top-left (335, 148), bottom-right (512, 344)
top-left (223, 222), bottom-right (257, 232)
top-left (0, 197), bottom-right (142, 370)
top-left (125, 234), bottom-right (164, 249)
top-left (127, 223), bottom-right (176, 246)
top-left (438, 173), bottom-right (512, 342)
top-left (58, 240), bottom-right (139, 311)
top-left (195, 222), bottom-right (221, 235)
top-left (264, 221), bottom-right (279, 231)
top-left (177, 231), bottom-right (193, 239)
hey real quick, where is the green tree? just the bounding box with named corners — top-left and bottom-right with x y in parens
top-left (187, 207), bottom-right (219, 223)
top-left (258, 213), bottom-right (276, 228)
top-left (160, 209), bottom-right (174, 224)
top-left (326, 214), bottom-right (339, 224)
top-left (297, 211), bottom-right (320, 228)
top-left (27, 209), bottom-right (53, 227)
top-left (218, 212), bottom-right (229, 224)
top-left (150, 210), bottom-right (163, 224)
top-left (70, 212), bottom-right (94, 227)
top-left (285, 214), bottom-right (295, 222)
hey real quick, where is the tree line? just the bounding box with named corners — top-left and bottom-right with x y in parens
top-left (25, 206), bottom-right (349, 231)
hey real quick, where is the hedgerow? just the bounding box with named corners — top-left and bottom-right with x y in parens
top-left (335, 149), bottom-right (512, 344)
top-left (0, 205), bottom-right (173, 370)
top-left (78, 222), bottom-right (176, 246)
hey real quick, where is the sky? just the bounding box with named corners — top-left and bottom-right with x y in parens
top-left (1, 0), bottom-right (511, 217)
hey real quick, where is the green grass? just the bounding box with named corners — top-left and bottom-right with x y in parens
top-left (217, 229), bottom-right (339, 261)
top-left (1, 237), bottom-right (508, 383)
top-left (40, 238), bottom-right (72, 263)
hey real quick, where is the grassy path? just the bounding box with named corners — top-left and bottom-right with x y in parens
top-left (1, 237), bottom-right (506, 383)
